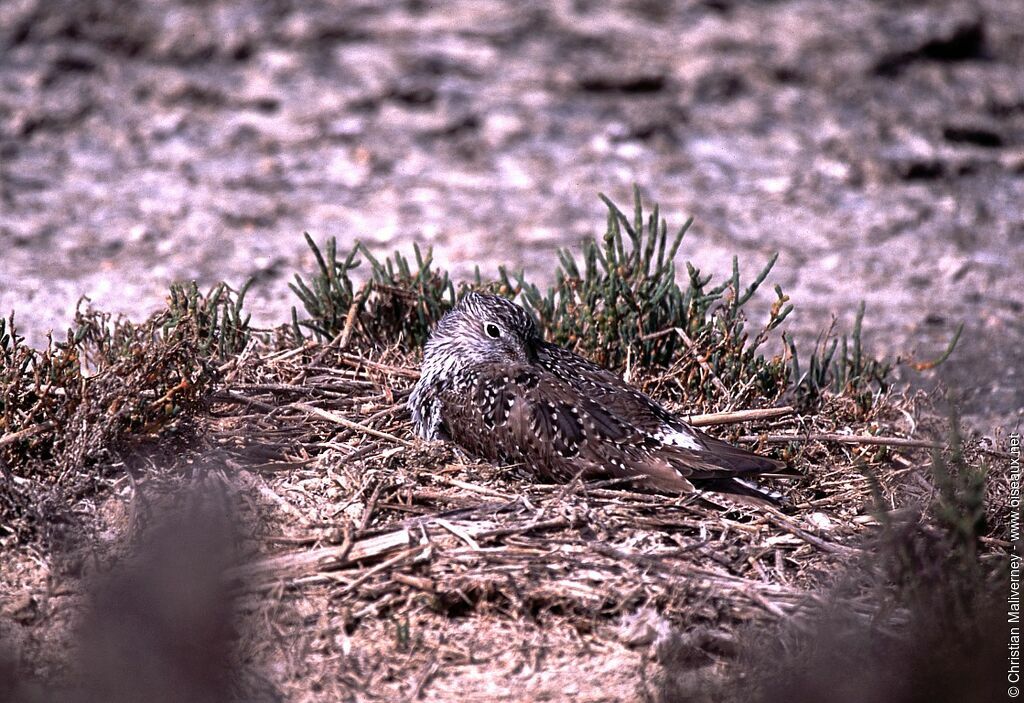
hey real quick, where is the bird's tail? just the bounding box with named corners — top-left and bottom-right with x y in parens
top-left (693, 429), bottom-right (788, 476)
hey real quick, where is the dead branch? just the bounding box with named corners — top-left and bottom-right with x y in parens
top-left (0, 421), bottom-right (56, 448)
top-left (292, 402), bottom-right (412, 446)
top-left (685, 406), bottom-right (795, 427)
top-left (228, 528), bottom-right (413, 587)
top-left (739, 432), bottom-right (942, 449)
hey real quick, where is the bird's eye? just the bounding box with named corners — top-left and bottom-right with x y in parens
top-left (484, 323), bottom-right (501, 339)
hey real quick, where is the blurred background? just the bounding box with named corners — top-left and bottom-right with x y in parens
top-left (0, 0), bottom-right (1021, 427)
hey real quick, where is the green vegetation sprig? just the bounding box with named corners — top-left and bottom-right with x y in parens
top-left (290, 234), bottom-right (455, 347)
top-left (290, 188), bottom-right (801, 404)
top-left (507, 186), bottom-right (794, 402)
top-left (72, 280), bottom-right (254, 366)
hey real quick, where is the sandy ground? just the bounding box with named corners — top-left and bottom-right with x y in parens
top-left (1, 0), bottom-right (1021, 421)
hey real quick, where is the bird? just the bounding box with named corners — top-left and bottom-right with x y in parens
top-left (408, 292), bottom-right (787, 503)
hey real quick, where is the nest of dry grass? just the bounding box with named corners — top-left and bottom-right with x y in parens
top-left (0, 322), bottom-right (1011, 702)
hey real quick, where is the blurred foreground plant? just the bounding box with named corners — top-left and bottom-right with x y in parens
top-left (664, 418), bottom-right (1001, 703)
top-left (0, 281), bottom-right (253, 541)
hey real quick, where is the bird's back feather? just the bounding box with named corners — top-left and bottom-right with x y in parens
top-left (435, 360), bottom-right (784, 497)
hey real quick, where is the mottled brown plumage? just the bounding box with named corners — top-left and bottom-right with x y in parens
top-left (408, 292), bottom-right (786, 501)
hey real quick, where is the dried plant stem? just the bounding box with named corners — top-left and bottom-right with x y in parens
top-left (0, 421), bottom-right (56, 449)
top-left (292, 402), bottom-right (413, 447)
top-left (340, 353), bottom-right (421, 379)
top-left (433, 518), bottom-right (481, 550)
top-left (685, 406), bottom-right (795, 427)
top-left (662, 327), bottom-right (731, 396)
top-left (336, 544), bottom-right (429, 596)
top-left (433, 476), bottom-right (515, 499)
top-left (289, 289), bottom-right (369, 385)
top-left (739, 432), bottom-right (942, 449)
top-left (337, 288), bottom-right (368, 351)
top-left (761, 511), bottom-right (860, 556)
top-left (228, 528), bottom-right (413, 587)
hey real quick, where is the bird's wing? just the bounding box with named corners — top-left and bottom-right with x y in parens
top-left (536, 342), bottom-right (787, 475)
top-left (436, 362), bottom-right (783, 495)
top-left (535, 342), bottom-right (677, 433)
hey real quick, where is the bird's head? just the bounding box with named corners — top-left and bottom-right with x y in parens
top-left (421, 292), bottom-right (539, 378)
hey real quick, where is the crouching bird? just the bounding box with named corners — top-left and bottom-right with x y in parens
top-left (408, 292), bottom-right (787, 503)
